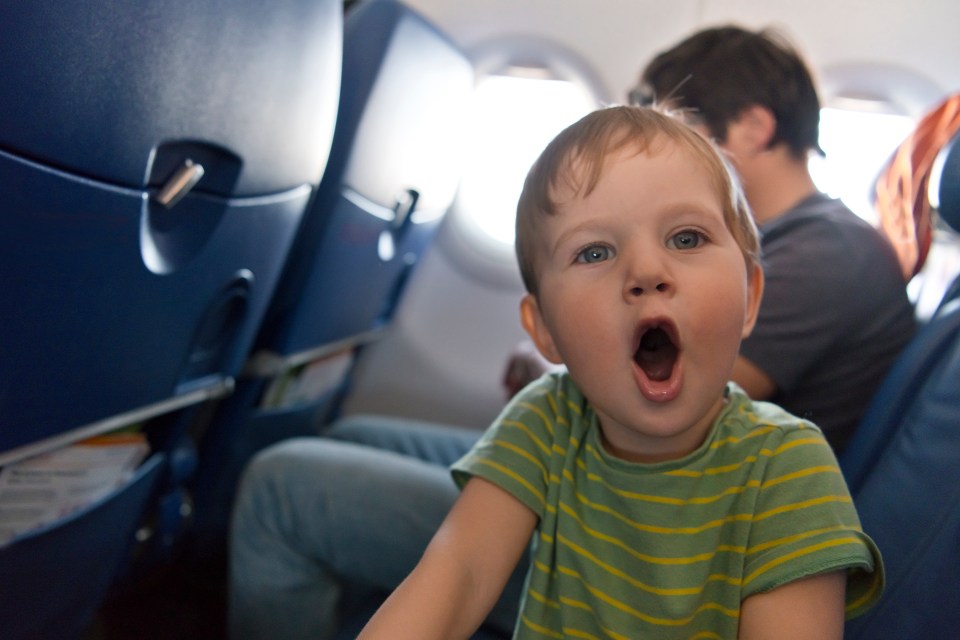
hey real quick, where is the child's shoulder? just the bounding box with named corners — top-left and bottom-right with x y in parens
top-left (721, 383), bottom-right (831, 450)
top-left (513, 371), bottom-right (588, 416)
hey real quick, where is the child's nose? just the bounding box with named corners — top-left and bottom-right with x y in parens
top-left (624, 280), bottom-right (671, 298)
top-left (623, 252), bottom-right (674, 300)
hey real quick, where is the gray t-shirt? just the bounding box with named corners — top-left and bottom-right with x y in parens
top-left (740, 192), bottom-right (916, 452)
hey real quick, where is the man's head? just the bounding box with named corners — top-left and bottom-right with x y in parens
top-left (515, 105), bottom-right (760, 298)
top-left (635, 25), bottom-right (824, 161)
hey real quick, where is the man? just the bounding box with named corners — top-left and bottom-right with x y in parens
top-left (635, 26), bottom-right (915, 452)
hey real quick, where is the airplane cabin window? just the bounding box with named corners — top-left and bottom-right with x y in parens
top-left (457, 74), bottom-right (596, 247)
top-left (443, 39), bottom-right (601, 287)
top-left (812, 62), bottom-right (945, 226)
top-left (809, 104), bottom-right (916, 226)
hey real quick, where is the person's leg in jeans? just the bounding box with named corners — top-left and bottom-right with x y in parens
top-left (228, 416), bottom-right (525, 640)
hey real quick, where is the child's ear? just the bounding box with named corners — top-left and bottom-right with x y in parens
top-left (520, 294), bottom-right (564, 365)
top-left (741, 263), bottom-right (765, 338)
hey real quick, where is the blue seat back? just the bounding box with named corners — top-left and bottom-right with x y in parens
top-left (256, 0), bottom-right (475, 358)
top-left (841, 131), bottom-right (960, 638)
top-left (0, 1), bottom-right (341, 637)
top-left (0, 455), bottom-right (165, 640)
top-left (186, 0), bottom-right (474, 551)
top-left (0, 0), bottom-right (342, 460)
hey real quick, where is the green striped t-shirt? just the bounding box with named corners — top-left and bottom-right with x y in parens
top-left (452, 372), bottom-right (883, 639)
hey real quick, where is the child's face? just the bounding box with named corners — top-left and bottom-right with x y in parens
top-left (521, 140), bottom-right (763, 463)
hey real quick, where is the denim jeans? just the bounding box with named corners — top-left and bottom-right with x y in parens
top-left (228, 415), bottom-right (525, 640)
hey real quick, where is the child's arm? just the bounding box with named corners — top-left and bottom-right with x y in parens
top-left (358, 476), bottom-right (537, 640)
top-left (738, 570), bottom-right (846, 639)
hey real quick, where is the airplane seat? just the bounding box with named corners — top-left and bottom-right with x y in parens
top-left (0, 455), bottom-right (165, 640)
top-left (188, 0), bottom-right (475, 550)
top-left (253, 0), bottom-right (473, 356)
top-left (0, 0), bottom-right (341, 637)
top-left (840, 129), bottom-right (960, 639)
top-left (936, 269), bottom-right (960, 314)
top-left (0, 0), bottom-right (341, 459)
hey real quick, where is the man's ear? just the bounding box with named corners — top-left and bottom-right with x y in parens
top-left (741, 263), bottom-right (765, 338)
top-left (730, 105), bottom-right (777, 154)
top-left (520, 294), bottom-right (564, 364)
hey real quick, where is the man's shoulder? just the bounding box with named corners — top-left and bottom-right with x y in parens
top-left (760, 193), bottom-right (905, 293)
top-left (764, 193), bottom-right (875, 242)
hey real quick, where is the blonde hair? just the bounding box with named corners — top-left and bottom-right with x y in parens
top-left (515, 105), bottom-right (760, 296)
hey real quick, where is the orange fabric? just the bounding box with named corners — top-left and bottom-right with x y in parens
top-left (875, 93), bottom-right (960, 280)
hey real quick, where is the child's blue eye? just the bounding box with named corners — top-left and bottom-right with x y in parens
top-left (576, 244), bottom-right (612, 263)
top-left (669, 230), bottom-right (705, 250)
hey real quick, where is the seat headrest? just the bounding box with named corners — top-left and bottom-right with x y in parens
top-left (933, 132), bottom-right (960, 235)
top-left (0, 0), bottom-right (342, 196)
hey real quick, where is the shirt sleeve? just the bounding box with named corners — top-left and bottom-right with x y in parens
top-left (740, 424), bottom-right (885, 619)
top-left (451, 375), bottom-right (563, 519)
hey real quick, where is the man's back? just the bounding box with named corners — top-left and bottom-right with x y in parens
top-left (740, 192), bottom-right (916, 451)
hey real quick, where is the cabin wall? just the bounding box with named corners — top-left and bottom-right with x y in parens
top-left (406, 0), bottom-right (960, 109)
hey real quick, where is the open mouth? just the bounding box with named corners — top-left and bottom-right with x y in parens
top-left (634, 324), bottom-right (679, 382)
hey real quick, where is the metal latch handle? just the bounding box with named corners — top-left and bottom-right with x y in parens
top-left (155, 159), bottom-right (205, 208)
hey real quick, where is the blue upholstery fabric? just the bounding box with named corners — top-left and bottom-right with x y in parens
top-left (841, 131), bottom-right (960, 638)
top-left (840, 302), bottom-right (960, 638)
top-left (0, 455), bottom-right (165, 640)
top-left (257, 0), bottom-right (475, 355)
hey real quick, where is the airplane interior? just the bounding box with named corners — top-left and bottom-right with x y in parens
top-left (1, 0), bottom-right (959, 638)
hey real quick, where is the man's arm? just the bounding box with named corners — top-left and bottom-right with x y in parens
top-left (738, 570), bottom-right (846, 640)
top-left (502, 340), bottom-right (563, 400)
top-left (731, 355), bottom-right (777, 400)
top-left (358, 476), bottom-right (537, 640)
